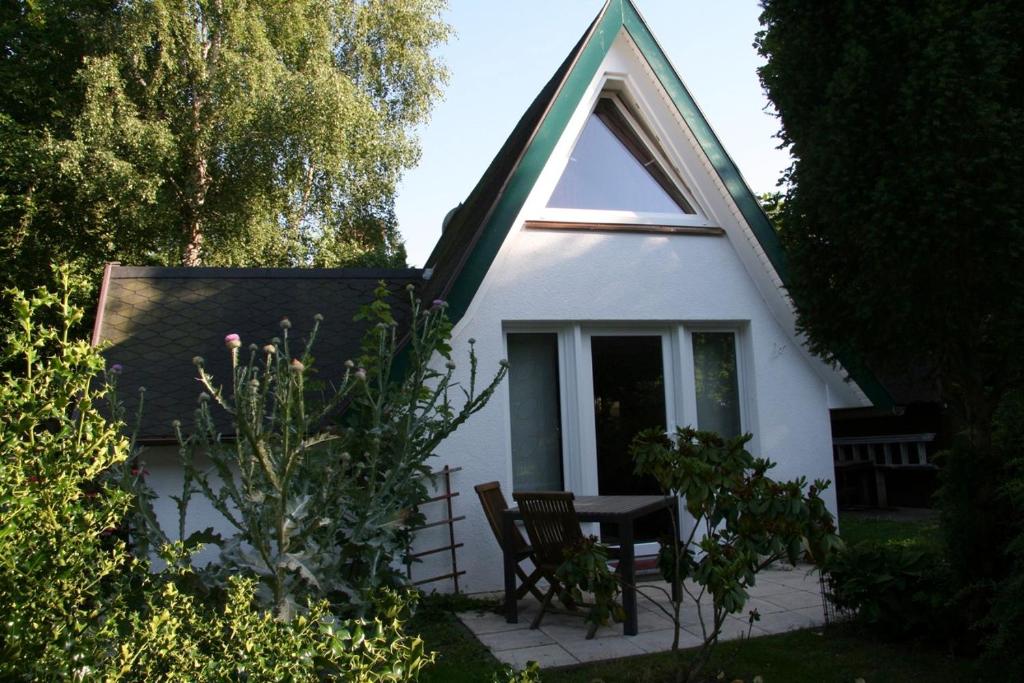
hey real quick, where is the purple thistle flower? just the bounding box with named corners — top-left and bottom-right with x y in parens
top-left (224, 333), bottom-right (241, 350)
top-left (431, 299), bottom-right (445, 310)
top-left (110, 363), bottom-right (123, 375)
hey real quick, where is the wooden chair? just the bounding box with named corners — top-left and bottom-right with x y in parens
top-left (474, 482), bottom-right (546, 603)
top-left (512, 491), bottom-right (587, 631)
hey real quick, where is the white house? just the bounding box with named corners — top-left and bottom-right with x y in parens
top-left (93, 0), bottom-right (887, 593)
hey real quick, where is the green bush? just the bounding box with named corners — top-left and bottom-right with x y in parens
top-left (0, 272), bottom-right (438, 681)
top-left (628, 428), bottom-right (841, 682)
top-left (128, 283), bottom-right (508, 619)
top-left (0, 270), bottom-right (134, 678)
top-left (105, 564), bottom-right (434, 682)
top-left (554, 536), bottom-right (625, 635)
top-left (825, 541), bottom-right (950, 641)
top-left (980, 390), bottom-right (1024, 677)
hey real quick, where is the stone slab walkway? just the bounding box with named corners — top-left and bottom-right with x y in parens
top-left (458, 566), bottom-right (826, 670)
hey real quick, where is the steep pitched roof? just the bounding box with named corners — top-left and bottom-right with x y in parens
top-left (421, 0), bottom-right (891, 409)
top-left (420, 12), bottom-right (599, 307)
top-left (93, 265), bottom-right (421, 440)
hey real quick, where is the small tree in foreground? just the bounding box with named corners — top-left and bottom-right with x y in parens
top-left (129, 284), bottom-right (508, 619)
top-left (628, 428), bottom-right (840, 683)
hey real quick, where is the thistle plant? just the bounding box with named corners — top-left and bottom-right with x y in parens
top-left (148, 283), bottom-right (506, 619)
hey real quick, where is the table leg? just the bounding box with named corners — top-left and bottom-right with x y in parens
top-left (503, 513), bottom-right (518, 624)
top-left (619, 520), bottom-right (637, 636)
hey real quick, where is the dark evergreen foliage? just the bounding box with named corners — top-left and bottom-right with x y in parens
top-left (757, 0), bottom-right (1024, 662)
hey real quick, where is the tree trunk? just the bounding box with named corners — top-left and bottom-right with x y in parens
top-left (179, 4), bottom-right (220, 267)
top-left (181, 150), bottom-right (208, 267)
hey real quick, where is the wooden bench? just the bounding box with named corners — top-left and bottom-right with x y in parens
top-left (833, 433), bottom-right (937, 508)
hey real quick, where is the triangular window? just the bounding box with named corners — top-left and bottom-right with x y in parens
top-left (547, 98), bottom-right (696, 215)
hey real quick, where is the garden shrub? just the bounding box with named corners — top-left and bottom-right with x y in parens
top-left (0, 272), bottom-right (440, 681)
top-left (555, 536), bottom-right (625, 636)
top-left (979, 390), bottom-right (1024, 677)
top-left (104, 562), bottom-right (434, 682)
top-left (0, 270), bottom-right (134, 678)
top-left (825, 541), bottom-right (950, 641)
top-left (627, 428), bottom-right (841, 682)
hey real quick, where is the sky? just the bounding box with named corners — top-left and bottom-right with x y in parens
top-left (394, 0), bottom-right (790, 267)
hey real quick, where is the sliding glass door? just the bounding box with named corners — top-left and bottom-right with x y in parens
top-left (582, 331), bottom-right (676, 550)
top-left (505, 324), bottom-right (747, 554)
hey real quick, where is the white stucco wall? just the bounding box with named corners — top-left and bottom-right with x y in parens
top-left (138, 445), bottom-right (228, 568)
top-left (426, 31), bottom-right (855, 593)
top-left (432, 230), bottom-right (842, 592)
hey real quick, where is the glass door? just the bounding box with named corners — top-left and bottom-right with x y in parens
top-left (586, 333), bottom-right (675, 550)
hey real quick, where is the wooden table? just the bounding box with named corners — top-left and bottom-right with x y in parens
top-left (502, 494), bottom-right (678, 636)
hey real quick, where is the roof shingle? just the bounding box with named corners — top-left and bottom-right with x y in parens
top-left (96, 266), bottom-right (422, 440)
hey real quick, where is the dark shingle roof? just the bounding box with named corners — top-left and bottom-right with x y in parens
top-left (95, 265), bottom-right (422, 440)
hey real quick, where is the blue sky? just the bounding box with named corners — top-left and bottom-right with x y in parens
top-left (394, 0), bottom-right (789, 267)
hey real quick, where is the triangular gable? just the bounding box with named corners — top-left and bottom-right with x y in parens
top-left (547, 98), bottom-right (696, 214)
top-left (423, 0), bottom-right (891, 409)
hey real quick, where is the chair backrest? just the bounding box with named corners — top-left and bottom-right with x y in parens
top-left (512, 491), bottom-right (584, 570)
top-left (474, 481), bottom-right (529, 556)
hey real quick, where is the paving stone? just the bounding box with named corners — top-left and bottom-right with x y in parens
top-left (759, 589), bottom-right (825, 611)
top-left (476, 627), bottom-right (555, 652)
top-left (563, 635), bottom-right (646, 663)
top-left (458, 610), bottom-right (530, 636)
top-left (742, 596), bottom-right (791, 615)
top-left (629, 627), bottom-right (704, 654)
top-left (493, 643), bottom-right (578, 669)
top-left (471, 575), bottom-right (828, 668)
top-left (752, 605), bottom-right (825, 634)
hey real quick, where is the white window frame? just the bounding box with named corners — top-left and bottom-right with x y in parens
top-left (536, 85), bottom-right (716, 229)
top-left (679, 323), bottom-right (752, 438)
top-left (502, 324), bottom-right (579, 494)
top-left (503, 321), bottom-right (756, 554)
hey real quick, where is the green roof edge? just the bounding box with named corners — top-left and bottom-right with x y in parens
top-left (443, 0), bottom-right (893, 410)
top-left (443, 2), bottom-right (618, 319)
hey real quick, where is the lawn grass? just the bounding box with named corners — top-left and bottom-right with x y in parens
top-left (409, 593), bottom-right (509, 683)
top-left (541, 626), bottom-right (973, 682)
top-left (838, 512), bottom-right (941, 549)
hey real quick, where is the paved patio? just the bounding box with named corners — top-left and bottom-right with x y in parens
top-left (458, 565), bottom-right (827, 669)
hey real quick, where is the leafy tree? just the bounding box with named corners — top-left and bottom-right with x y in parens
top-left (1, 0), bottom-right (450, 300)
top-left (756, 0), bottom-right (1024, 598)
top-left (757, 191), bottom-right (785, 234)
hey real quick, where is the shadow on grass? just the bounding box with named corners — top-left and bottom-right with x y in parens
top-left (542, 625), bottom-right (973, 683)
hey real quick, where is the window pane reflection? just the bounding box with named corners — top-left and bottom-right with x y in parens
top-left (692, 332), bottom-right (741, 437)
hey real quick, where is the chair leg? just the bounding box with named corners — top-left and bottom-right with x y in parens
top-left (516, 566), bottom-right (546, 602)
top-left (531, 585), bottom-right (556, 630)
